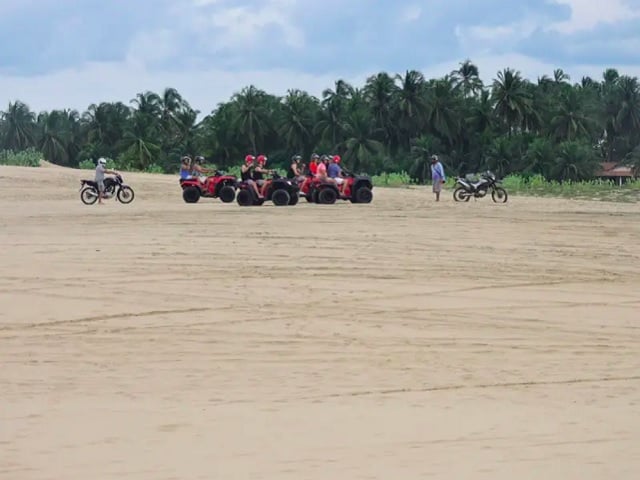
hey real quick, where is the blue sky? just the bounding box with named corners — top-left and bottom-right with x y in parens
top-left (1, 0), bottom-right (639, 117)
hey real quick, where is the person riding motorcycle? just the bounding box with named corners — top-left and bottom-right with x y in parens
top-left (95, 157), bottom-right (119, 204)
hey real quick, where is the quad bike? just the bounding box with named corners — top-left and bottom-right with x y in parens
top-left (79, 174), bottom-right (135, 205)
top-left (300, 168), bottom-right (373, 205)
top-left (453, 170), bottom-right (508, 203)
top-left (236, 172), bottom-right (300, 206)
top-left (180, 170), bottom-right (237, 203)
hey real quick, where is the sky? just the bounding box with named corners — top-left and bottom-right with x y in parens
top-left (1, 0), bottom-right (639, 117)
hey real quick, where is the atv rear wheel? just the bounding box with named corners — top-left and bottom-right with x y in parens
top-left (182, 186), bottom-right (201, 203)
top-left (218, 185), bottom-right (236, 203)
top-left (288, 192), bottom-right (299, 205)
top-left (318, 187), bottom-right (337, 204)
top-left (271, 189), bottom-right (290, 206)
top-left (236, 189), bottom-right (253, 206)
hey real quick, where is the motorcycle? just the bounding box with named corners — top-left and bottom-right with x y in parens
top-left (453, 170), bottom-right (508, 203)
top-left (79, 173), bottom-right (135, 205)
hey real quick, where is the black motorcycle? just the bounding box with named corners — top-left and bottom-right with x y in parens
top-left (453, 171), bottom-right (508, 203)
top-left (79, 173), bottom-right (135, 205)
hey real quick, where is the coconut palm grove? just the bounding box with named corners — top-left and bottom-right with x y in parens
top-left (2, 61), bottom-right (639, 182)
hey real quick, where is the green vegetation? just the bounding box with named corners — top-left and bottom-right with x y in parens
top-left (1, 61), bottom-right (639, 189)
top-left (499, 174), bottom-right (640, 202)
top-left (0, 148), bottom-right (41, 167)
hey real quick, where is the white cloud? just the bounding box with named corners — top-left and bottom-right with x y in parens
top-left (0, 60), bottom-right (369, 117)
top-left (187, 0), bottom-right (304, 51)
top-left (422, 52), bottom-right (640, 85)
top-left (454, 17), bottom-right (542, 52)
top-left (3, 52), bottom-right (640, 121)
top-left (546, 0), bottom-right (640, 33)
top-left (399, 5), bottom-right (422, 23)
top-left (126, 29), bottom-right (181, 65)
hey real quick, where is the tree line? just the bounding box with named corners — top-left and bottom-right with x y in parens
top-left (1, 60), bottom-right (639, 183)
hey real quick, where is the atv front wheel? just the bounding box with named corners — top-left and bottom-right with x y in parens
top-left (354, 187), bottom-right (372, 203)
top-left (271, 189), bottom-right (290, 206)
top-left (218, 185), bottom-right (236, 203)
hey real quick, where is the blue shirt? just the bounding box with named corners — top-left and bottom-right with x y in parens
top-left (431, 162), bottom-right (445, 181)
top-left (180, 167), bottom-right (191, 179)
top-left (327, 163), bottom-right (341, 178)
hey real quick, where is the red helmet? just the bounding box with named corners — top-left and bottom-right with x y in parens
top-left (333, 155), bottom-right (341, 163)
top-left (257, 154), bottom-right (267, 165)
top-left (244, 154), bottom-right (255, 164)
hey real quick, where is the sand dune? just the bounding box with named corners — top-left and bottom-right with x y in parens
top-left (1, 164), bottom-right (639, 479)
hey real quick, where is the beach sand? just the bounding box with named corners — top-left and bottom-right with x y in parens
top-left (1, 164), bottom-right (639, 479)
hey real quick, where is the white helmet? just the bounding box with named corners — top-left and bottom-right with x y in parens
top-left (98, 157), bottom-right (106, 165)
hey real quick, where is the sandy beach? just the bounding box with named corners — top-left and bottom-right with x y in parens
top-left (1, 164), bottom-right (639, 480)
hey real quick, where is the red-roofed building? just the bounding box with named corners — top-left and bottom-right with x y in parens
top-left (595, 162), bottom-right (635, 186)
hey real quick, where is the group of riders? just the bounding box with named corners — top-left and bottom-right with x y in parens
top-left (180, 152), bottom-right (348, 200)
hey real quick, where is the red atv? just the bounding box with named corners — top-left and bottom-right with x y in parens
top-left (236, 172), bottom-right (300, 206)
top-left (180, 170), bottom-right (237, 203)
top-left (301, 169), bottom-right (373, 204)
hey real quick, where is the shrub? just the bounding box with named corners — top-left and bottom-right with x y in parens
top-left (372, 171), bottom-right (413, 187)
top-left (0, 148), bottom-right (42, 167)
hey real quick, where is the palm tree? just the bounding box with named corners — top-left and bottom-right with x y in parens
top-left (451, 59), bottom-right (483, 98)
top-left (552, 140), bottom-right (599, 181)
top-left (1, 101), bottom-right (36, 150)
top-left (550, 89), bottom-right (594, 141)
top-left (230, 85), bottom-right (271, 153)
top-left (277, 89), bottom-right (318, 154)
top-left (491, 68), bottom-right (533, 135)
top-left (395, 70), bottom-right (428, 146)
top-left (339, 110), bottom-right (384, 172)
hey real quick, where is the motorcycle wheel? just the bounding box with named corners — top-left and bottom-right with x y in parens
top-left (453, 187), bottom-right (470, 202)
top-left (80, 187), bottom-right (98, 205)
top-left (117, 186), bottom-right (135, 204)
top-left (491, 187), bottom-right (508, 203)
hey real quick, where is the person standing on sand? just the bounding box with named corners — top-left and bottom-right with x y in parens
top-left (430, 154), bottom-right (445, 201)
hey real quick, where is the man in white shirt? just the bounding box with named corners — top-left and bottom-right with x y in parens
top-left (430, 154), bottom-right (446, 201)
